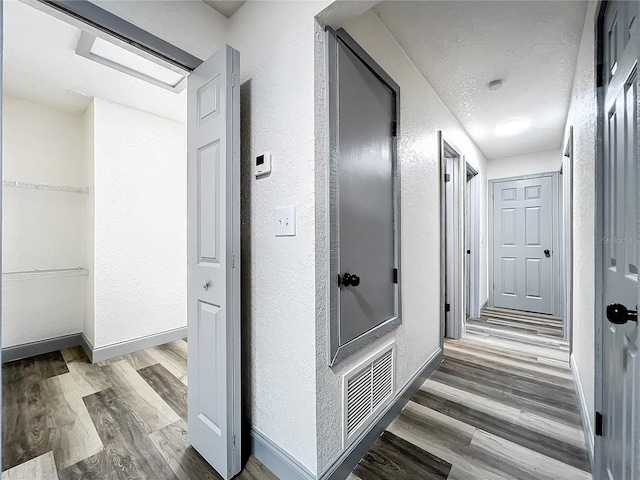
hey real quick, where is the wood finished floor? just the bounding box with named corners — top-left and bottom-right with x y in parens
top-left (1, 340), bottom-right (276, 480)
top-left (470, 307), bottom-right (564, 338)
top-left (350, 318), bottom-right (591, 480)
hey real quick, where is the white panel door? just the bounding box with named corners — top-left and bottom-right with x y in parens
top-left (492, 176), bottom-right (554, 314)
top-left (601, 1), bottom-right (639, 478)
top-left (187, 45), bottom-right (240, 479)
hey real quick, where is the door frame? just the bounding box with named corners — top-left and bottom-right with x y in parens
top-left (439, 132), bottom-right (466, 339)
top-left (465, 162), bottom-right (481, 320)
top-left (326, 27), bottom-right (402, 366)
top-left (562, 127), bottom-right (574, 347)
top-left (488, 171), bottom-right (562, 317)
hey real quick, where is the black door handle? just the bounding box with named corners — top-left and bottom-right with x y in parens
top-left (544, 249), bottom-right (550, 257)
top-left (606, 303), bottom-right (638, 324)
top-left (339, 272), bottom-right (361, 287)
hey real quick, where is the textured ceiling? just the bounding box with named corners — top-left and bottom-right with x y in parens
top-left (202, 0), bottom-right (246, 18)
top-left (3, 1), bottom-right (186, 122)
top-left (374, 1), bottom-right (588, 160)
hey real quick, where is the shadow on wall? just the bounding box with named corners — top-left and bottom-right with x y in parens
top-left (240, 78), bottom-right (253, 466)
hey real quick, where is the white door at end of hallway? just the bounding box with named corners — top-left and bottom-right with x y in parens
top-left (492, 176), bottom-right (554, 315)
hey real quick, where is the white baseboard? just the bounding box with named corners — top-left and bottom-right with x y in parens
top-left (251, 428), bottom-right (316, 480)
top-left (570, 353), bottom-right (594, 467)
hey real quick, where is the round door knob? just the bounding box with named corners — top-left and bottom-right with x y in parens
top-left (340, 272), bottom-right (361, 287)
top-left (606, 303), bottom-right (638, 324)
top-left (203, 280), bottom-right (211, 291)
top-left (544, 249), bottom-right (551, 257)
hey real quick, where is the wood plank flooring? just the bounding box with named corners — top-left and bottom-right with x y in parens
top-left (351, 318), bottom-right (591, 480)
top-left (470, 307), bottom-right (564, 338)
top-left (2, 341), bottom-right (276, 480)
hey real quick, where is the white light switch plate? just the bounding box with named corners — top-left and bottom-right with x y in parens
top-left (275, 206), bottom-right (296, 236)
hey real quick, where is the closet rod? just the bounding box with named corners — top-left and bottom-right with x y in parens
top-left (3, 267), bottom-right (90, 281)
top-left (3, 180), bottom-right (89, 194)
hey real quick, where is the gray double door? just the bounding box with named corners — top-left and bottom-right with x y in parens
top-left (600, 1), bottom-right (639, 478)
top-left (492, 176), bottom-right (554, 314)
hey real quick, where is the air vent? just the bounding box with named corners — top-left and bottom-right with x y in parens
top-left (343, 346), bottom-right (395, 445)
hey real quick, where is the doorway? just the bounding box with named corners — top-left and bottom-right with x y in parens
top-left (440, 133), bottom-right (479, 339)
top-left (1, 2), bottom-right (241, 479)
top-left (489, 172), bottom-right (562, 318)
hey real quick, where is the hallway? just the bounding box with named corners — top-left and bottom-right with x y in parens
top-left (350, 314), bottom-right (591, 480)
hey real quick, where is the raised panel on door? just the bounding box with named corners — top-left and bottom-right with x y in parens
top-left (600, 1), bottom-right (639, 477)
top-left (187, 45), bottom-right (240, 479)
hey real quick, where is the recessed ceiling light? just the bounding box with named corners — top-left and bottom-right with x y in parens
top-left (75, 31), bottom-right (187, 93)
top-left (494, 119), bottom-right (531, 137)
top-left (488, 79), bottom-right (504, 91)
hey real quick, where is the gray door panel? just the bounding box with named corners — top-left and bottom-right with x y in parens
top-left (601, 1), bottom-right (639, 477)
top-left (337, 41), bottom-right (395, 345)
top-left (493, 176), bottom-right (554, 314)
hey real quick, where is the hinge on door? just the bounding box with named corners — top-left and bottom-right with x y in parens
top-left (445, 303), bottom-right (451, 313)
top-left (444, 173), bottom-right (451, 183)
top-left (595, 412), bottom-right (603, 436)
top-left (391, 121), bottom-right (397, 137)
top-left (231, 73), bottom-right (235, 87)
top-left (393, 268), bottom-right (398, 284)
top-left (596, 63), bottom-right (604, 88)
top-left (232, 254), bottom-right (236, 268)
top-left (232, 435), bottom-right (236, 450)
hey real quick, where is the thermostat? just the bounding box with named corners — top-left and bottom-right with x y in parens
top-left (255, 153), bottom-right (271, 177)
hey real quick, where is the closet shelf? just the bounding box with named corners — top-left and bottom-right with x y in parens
top-left (3, 180), bottom-right (89, 195)
top-left (3, 267), bottom-right (90, 281)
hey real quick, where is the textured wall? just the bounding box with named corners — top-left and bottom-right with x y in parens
top-left (487, 149), bottom-right (562, 180)
top-left (91, 98), bottom-right (187, 348)
top-left (82, 101), bottom-right (95, 346)
top-left (314, 10), bottom-right (488, 472)
top-left (227, 2), bottom-right (329, 474)
top-left (562, 1), bottom-right (597, 435)
top-left (2, 96), bottom-right (87, 347)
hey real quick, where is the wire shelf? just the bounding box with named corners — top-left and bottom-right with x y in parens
top-left (3, 180), bottom-right (89, 195)
top-left (3, 267), bottom-right (90, 281)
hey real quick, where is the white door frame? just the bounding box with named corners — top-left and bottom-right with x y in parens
top-left (488, 171), bottom-right (563, 318)
top-left (562, 127), bottom-right (574, 346)
top-left (466, 162), bottom-right (481, 320)
top-left (439, 132), bottom-right (468, 339)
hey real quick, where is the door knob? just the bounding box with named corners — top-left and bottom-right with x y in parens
top-left (544, 249), bottom-right (551, 257)
top-left (203, 280), bottom-right (211, 291)
top-left (339, 272), bottom-right (361, 287)
top-left (606, 303), bottom-right (638, 324)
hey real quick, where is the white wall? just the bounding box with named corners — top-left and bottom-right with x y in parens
top-left (487, 149), bottom-right (562, 180)
top-left (227, 2), bottom-right (328, 474)
top-left (82, 101), bottom-right (96, 346)
top-left (562, 1), bottom-right (597, 440)
top-left (2, 95), bottom-right (88, 347)
top-left (314, 10), bottom-right (488, 472)
top-left (91, 98), bottom-right (187, 348)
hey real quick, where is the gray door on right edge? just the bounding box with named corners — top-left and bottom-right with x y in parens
top-left (600, 1), bottom-right (639, 478)
top-left (492, 176), bottom-right (553, 314)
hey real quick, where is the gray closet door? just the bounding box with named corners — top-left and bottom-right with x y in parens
top-left (600, 1), bottom-right (639, 478)
top-left (492, 176), bottom-right (554, 314)
top-left (337, 39), bottom-right (396, 346)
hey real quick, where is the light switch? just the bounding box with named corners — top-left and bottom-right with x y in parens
top-left (275, 206), bottom-right (296, 236)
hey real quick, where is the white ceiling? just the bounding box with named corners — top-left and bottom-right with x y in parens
top-left (374, 1), bottom-right (588, 160)
top-left (202, 0), bottom-right (246, 18)
top-left (3, 0), bottom-right (187, 122)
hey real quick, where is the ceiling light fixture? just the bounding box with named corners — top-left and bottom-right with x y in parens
top-left (494, 119), bottom-right (532, 137)
top-left (75, 31), bottom-right (187, 93)
top-left (488, 79), bottom-right (504, 91)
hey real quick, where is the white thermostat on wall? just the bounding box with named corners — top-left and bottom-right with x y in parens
top-left (255, 153), bottom-right (272, 177)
